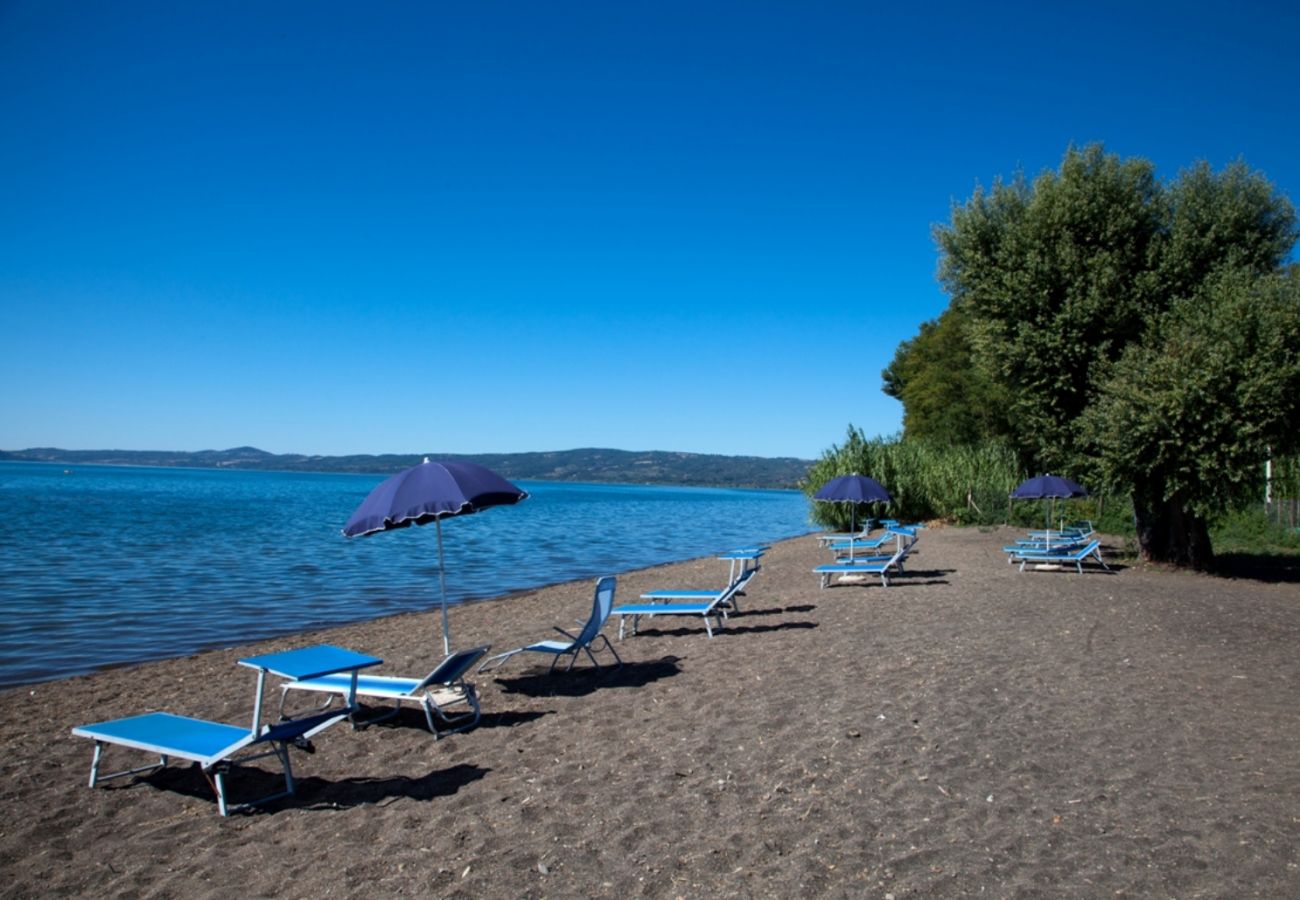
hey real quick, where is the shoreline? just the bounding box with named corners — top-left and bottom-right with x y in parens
top-left (0, 527), bottom-right (816, 692)
top-left (3, 526), bottom-right (1297, 896)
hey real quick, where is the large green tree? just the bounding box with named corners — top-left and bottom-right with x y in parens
top-left (1083, 268), bottom-right (1300, 563)
top-left (930, 144), bottom-right (1298, 568)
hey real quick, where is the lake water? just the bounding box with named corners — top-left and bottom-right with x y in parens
top-left (0, 461), bottom-right (813, 687)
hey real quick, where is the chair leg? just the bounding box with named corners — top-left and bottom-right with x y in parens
top-left (86, 742), bottom-right (168, 788)
top-left (213, 768), bottom-right (230, 817)
top-left (594, 634), bottom-right (622, 667)
top-left (423, 687), bottom-right (481, 738)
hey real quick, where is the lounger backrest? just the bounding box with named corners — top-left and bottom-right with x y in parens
top-left (573, 575), bottom-right (618, 648)
top-left (416, 645), bottom-right (492, 691)
top-left (1074, 539), bottom-right (1101, 558)
top-left (708, 568), bottom-right (755, 610)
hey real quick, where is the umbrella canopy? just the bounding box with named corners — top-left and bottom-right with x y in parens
top-left (1010, 474), bottom-right (1088, 541)
top-left (813, 474), bottom-right (893, 505)
top-left (1010, 474), bottom-right (1088, 501)
top-left (344, 459), bottom-right (528, 654)
top-left (813, 475), bottom-right (892, 546)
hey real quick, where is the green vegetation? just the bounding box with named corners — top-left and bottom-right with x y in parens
top-left (881, 306), bottom-right (1009, 445)
top-left (803, 428), bottom-right (1020, 527)
top-left (874, 143), bottom-right (1300, 569)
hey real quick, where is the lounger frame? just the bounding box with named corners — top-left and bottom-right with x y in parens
top-left (612, 568), bottom-right (754, 639)
top-left (72, 709), bottom-right (343, 816)
top-left (1009, 539), bottom-right (1110, 574)
top-left (278, 645), bottom-right (489, 737)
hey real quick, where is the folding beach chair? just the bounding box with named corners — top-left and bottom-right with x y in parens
top-left (478, 576), bottom-right (622, 674)
top-left (610, 567), bottom-right (755, 639)
top-left (71, 708), bottom-right (343, 816)
top-left (278, 644), bottom-right (490, 737)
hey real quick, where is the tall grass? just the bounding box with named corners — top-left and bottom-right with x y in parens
top-left (802, 430), bottom-right (1022, 528)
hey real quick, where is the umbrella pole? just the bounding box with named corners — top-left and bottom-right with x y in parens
top-left (848, 504), bottom-right (856, 558)
top-left (435, 518), bottom-right (451, 656)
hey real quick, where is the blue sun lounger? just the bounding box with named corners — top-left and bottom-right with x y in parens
top-left (1010, 539), bottom-right (1110, 574)
top-left (71, 709), bottom-right (345, 816)
top-left (72, 644), bottom-right (382, 815)
top-left (816, 520), bottom-right (876, 545)
top-left (815, 541), bottom-right (910, 588)
top-left (278, 644), bottom-right (490, 737)
top-left (612, 568), bottom-right (755, 639)
top-left (827, 533), bottom-right (895, 555)
top-left (1002, 537), bottom-right (1086, 562)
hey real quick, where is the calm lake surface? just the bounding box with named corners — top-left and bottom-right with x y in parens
top-left (0, 461), bottom-right (813, 687)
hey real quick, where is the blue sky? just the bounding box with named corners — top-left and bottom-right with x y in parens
top-left (2, 1), bottom-right (1297, 460)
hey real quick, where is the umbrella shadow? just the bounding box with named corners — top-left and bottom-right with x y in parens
top-left (133, 760), bottom-right (490, 814)
top-left (491, 657), bottom-right (682, 698)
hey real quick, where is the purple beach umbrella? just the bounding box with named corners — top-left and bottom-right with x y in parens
top-left (813, 474), bottom-right (893, 549)
top-left (344, 458), bottom-right (528, 655)
top-left (1011, 473), bottom-right (1088, 540)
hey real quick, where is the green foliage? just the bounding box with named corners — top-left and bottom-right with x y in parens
top-left (1084, 268), bottom-right (1300, 519)
top-left (881, 306), bottom-right (1010, 445)
top-left (934, 145), bottom-right (1167, 470)
top-left (922, 142), bottom-right (1298, 565)
top-left (802, 427), bottom-right (1020, 526)
top-left (1209, 506), bottom-right (1300, 556)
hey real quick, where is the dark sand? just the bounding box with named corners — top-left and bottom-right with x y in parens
top-left (2, 526), bottom-right (1298, 897)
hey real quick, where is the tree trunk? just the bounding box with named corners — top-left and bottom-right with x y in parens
top-left (1133, 489), bottom-right (1215, 570)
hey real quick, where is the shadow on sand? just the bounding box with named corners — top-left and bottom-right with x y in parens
top-left (134, 759), bottom-right (491, 814)
top-left (490, 657), bottom-right (682, 698)
top-left (1212, 552), bottom-right (1300, 584)
top-left (363, 707), bottom-right (551, 734)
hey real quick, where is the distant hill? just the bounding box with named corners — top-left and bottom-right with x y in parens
top-left (1, 446), bottom-right (812, 489)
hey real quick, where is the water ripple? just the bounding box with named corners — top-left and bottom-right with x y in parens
top-left (0, 462), bottom-right (811, 687)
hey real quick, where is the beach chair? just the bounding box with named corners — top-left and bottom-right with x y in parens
top-left (478, 576), bottom-right (622, 674)
top-left (827, 532), bottom-right (895, 556)
top-left (277, 644), bottom-right (489, 737)
top-left (815, 541), bottom-right (910, 588)
top-left (1002, 536), bottom-right (1086, 562)
top-left (71, 708), bottom-right (344, 816)
top-left (610, 567), bottom-right (755, 639)
top-left (816, 519), bottom-right (875, 545)
top-left (830, 525), bottom-right (917, 561)
top-left (1010, 539), bottom-right (1110, 574)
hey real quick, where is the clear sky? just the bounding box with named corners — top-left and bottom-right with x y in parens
top-left (2, 1), bottom-right (1297, 460)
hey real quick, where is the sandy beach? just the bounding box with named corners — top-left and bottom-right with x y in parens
top-left (2, 525), bottom-right (1297, 897)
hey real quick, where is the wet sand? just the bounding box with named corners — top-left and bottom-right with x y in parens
top-left (2, 526), bottom-right (1298, 897)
